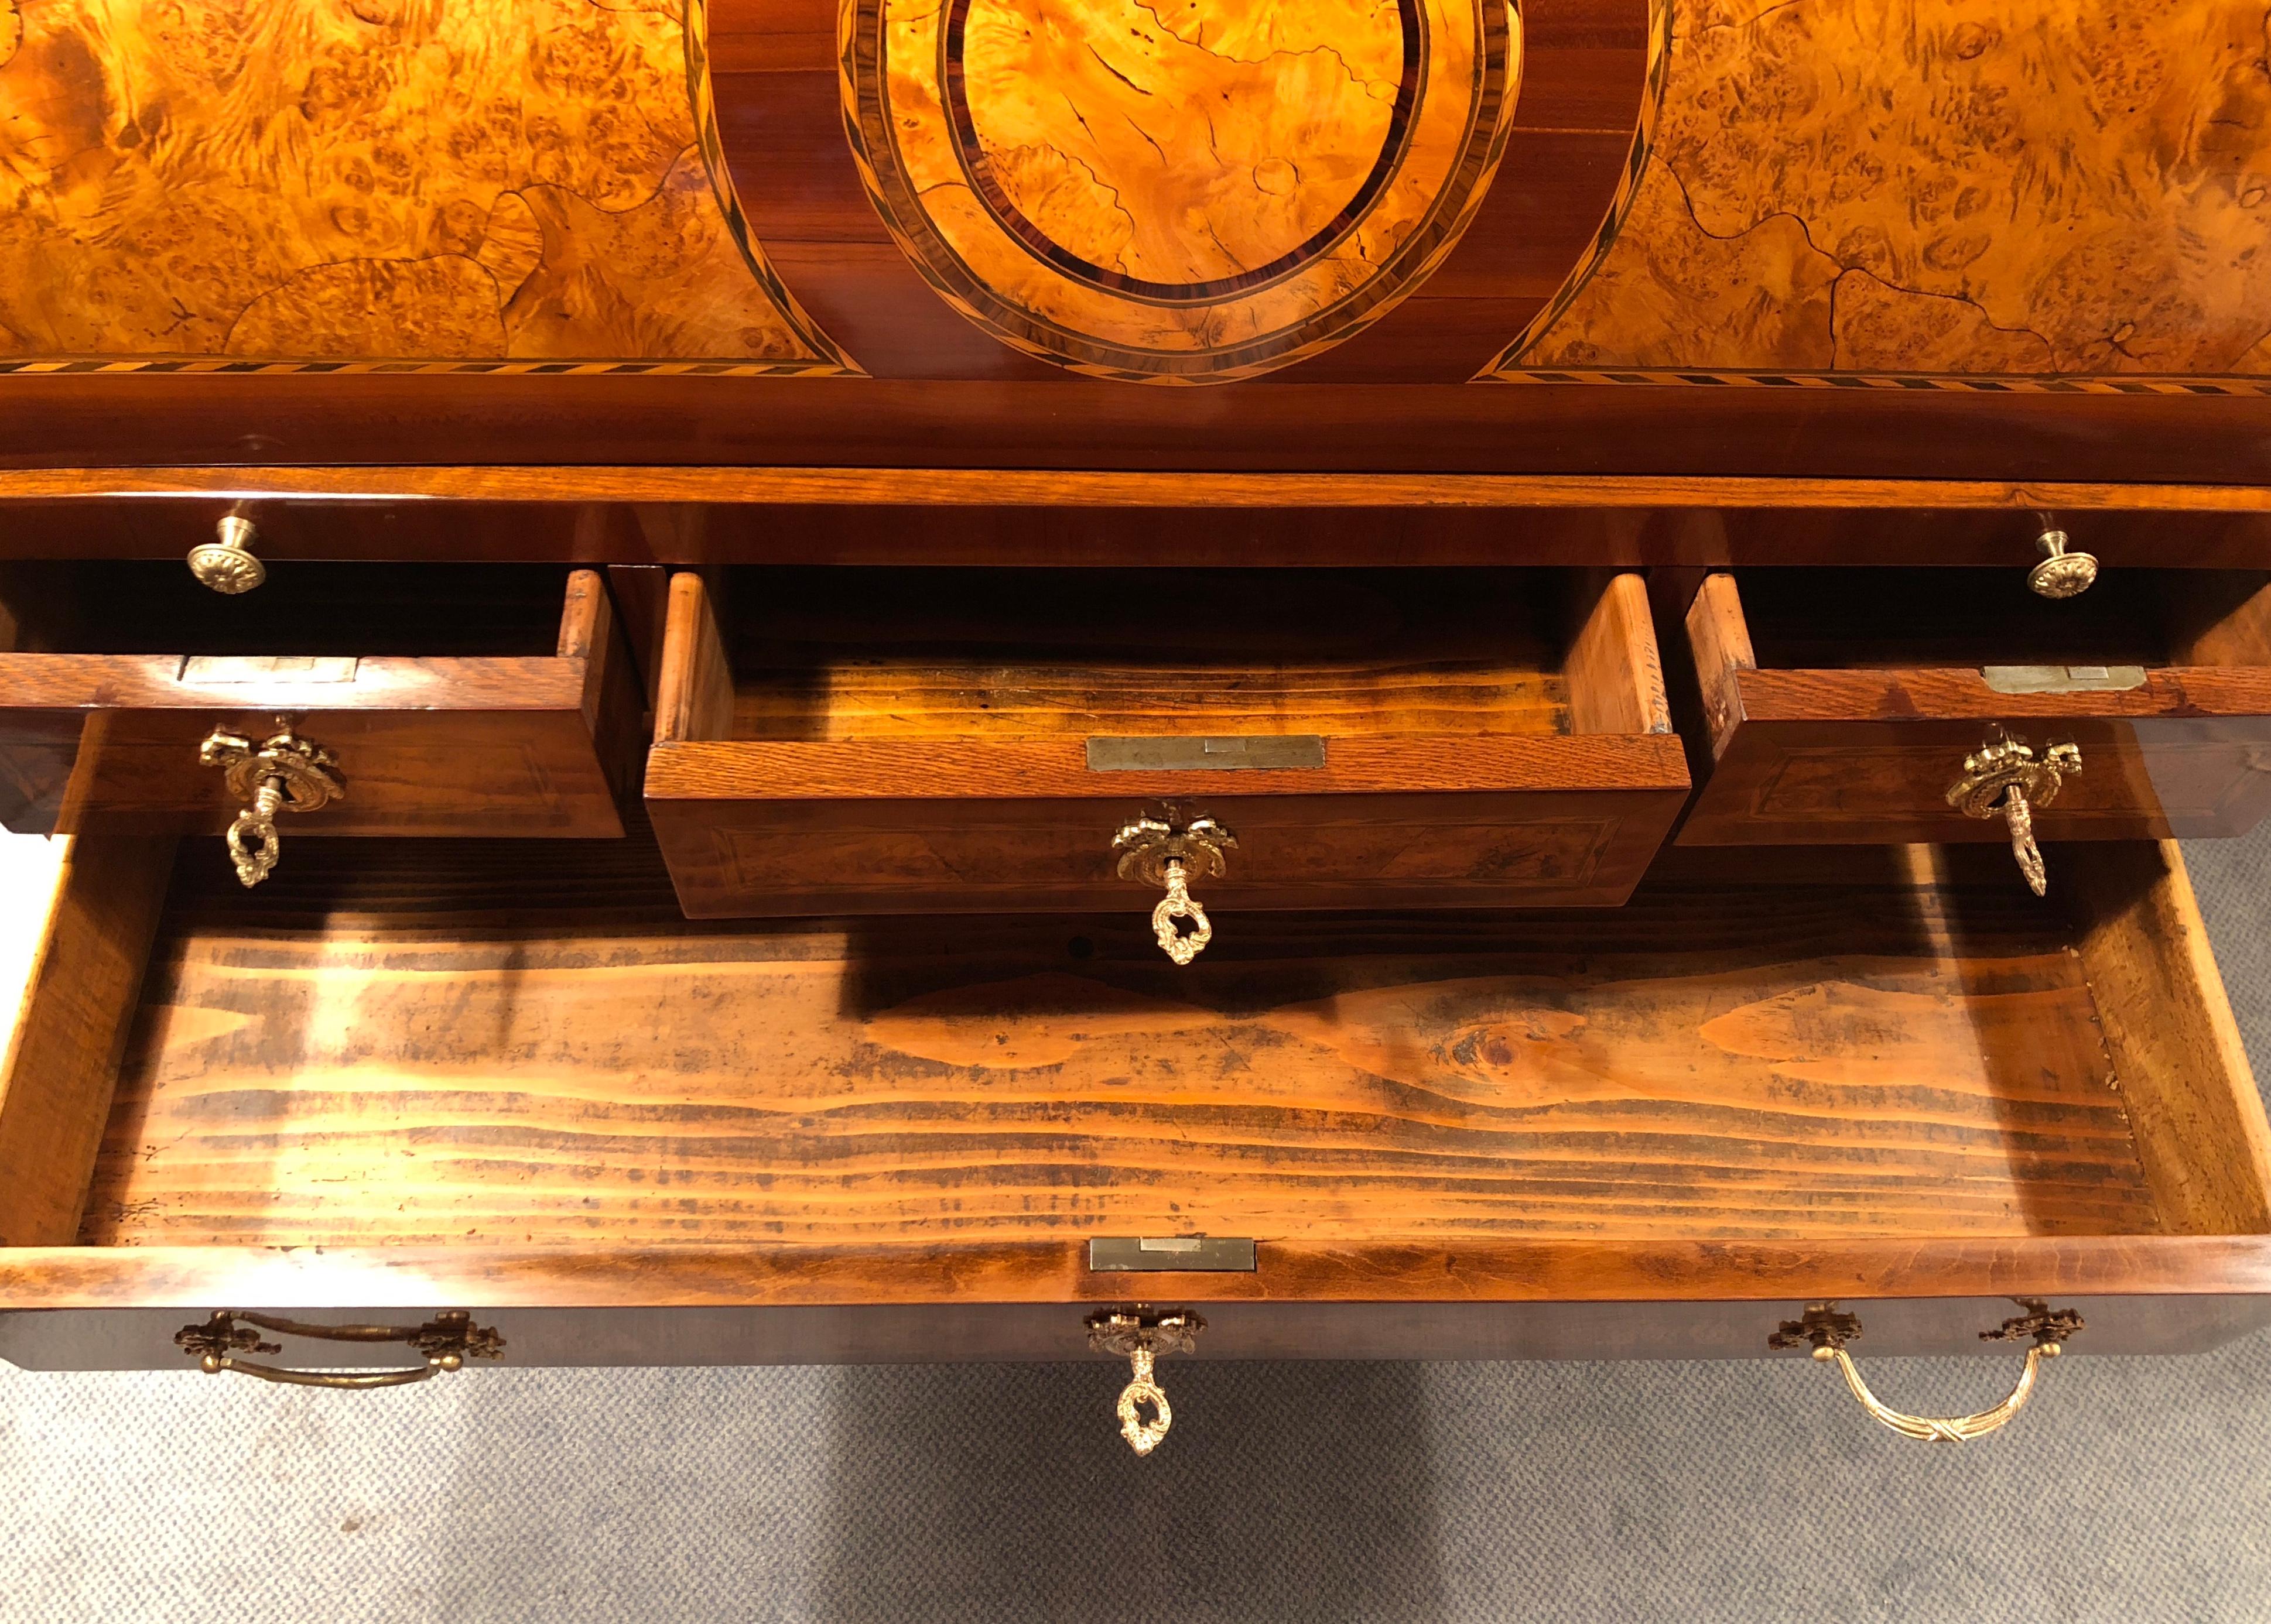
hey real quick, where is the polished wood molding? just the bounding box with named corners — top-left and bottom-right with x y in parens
top-left (8, 466), bottom-right (2271, 511)
top-left (7, 1236), bottom-right (2271, 1312)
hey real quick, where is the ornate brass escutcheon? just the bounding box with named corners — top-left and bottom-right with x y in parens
top-left (175, 1309), bottom-right (504, 1389)
top-left (1944, 729), bottom-right (2081, 896)
top-left (1112, 810), bottom-right (1237, 966)
top-left (187, 515), bottom-right (266, 594)
top-left (1769, 1300), bottom-right (2082, 1444)
top-left (199, 722), bottom-right (345, 888)
top-left (1086, 1309), bottom-right (1203, 1456)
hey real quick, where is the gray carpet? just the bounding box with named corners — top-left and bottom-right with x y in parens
top-left (8, 832), bottom-right (2271, 1623)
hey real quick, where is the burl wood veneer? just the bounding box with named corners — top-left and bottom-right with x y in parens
top-left (1496, 0), bottom-right (2271, 385)
top-left (1664, 568), bottom-right (2271, 848)
top-left (843, 0), bottom-right (1522, 379)
top-left (0, 0), bottom-right (847, 372)
top-left (645, 567), bottom-right (1690, 916)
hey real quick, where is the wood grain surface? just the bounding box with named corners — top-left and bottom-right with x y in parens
top-left (73, 833), bottom-right (2177, 1250)
top-left (644, 567), bottom-right (1688, 913)
top-left (1497, 0), bottom-right (2271, 383)
top-left (0, 566), bottom-right (638, 839)
top-left (0, 0), bottom-right (846, 371)
top-left (0, 812), bottom-right (175, 1247)
top-left (841, 0), bottom-right (1522, 379)
top-left (1670, 568), bottom-right (2271, 847)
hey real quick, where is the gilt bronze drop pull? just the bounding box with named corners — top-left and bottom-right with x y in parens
top-left (1086, 1310), bottom-right (1203, 1456)
top-left (199, 722), bottom-right (345, 888)
top-left (1112, 811), bottom-right (1236, 965)
top-left (1770, 1301), bottom-right (2082, 1444)
top-left (1945, 729), bottom-right (2081, 896)
top-left (175, 1309), bottom-right (504, 1389)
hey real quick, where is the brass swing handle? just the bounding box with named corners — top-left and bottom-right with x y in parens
top-left (175, 1309), bottom-right (504, 1389)
top-left (1087, 1310), bottom-right (1203, 1455)
top-left (199, 724), bottom-right (344, 888)
top-left (1772, 1302), bottom-right (2082, 1444)
top-left (1945, 731), bottom-right (2081, 896)
top-left (1112, 813), bottom-right (1237, 965)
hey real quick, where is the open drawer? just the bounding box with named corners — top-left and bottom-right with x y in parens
top-left (0, 563), bottom-right (642, 866)
top-left (1664, 568), bottom-right (2271, 859)
top-left (644, 568), bottom-right (1690, 943)
top-left (2, 820), bottom-right (2269, 1454)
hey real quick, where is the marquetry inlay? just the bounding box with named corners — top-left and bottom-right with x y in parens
top-left (845, 0), bottom-right (1521, 382)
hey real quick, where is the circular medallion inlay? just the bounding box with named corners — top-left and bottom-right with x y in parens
top-left (844, 0), bottom-right (1520, 381)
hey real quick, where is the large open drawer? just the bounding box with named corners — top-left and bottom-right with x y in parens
top-left (2, 817), bottom-right (2267, 1447)
top-left (644, 567), bottom-right (1690, 927)
top-left (0, 563), bottom-right (641, 848)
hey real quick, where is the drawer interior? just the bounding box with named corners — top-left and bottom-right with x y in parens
top-left (0, 562), bottom-right (576, 657)
top-left (1728, 568), bottom-right (2271, 672)
top-left (42, 824), bottom-right (2266, 1251)
top-left (697, 567), bottom-right (1653, 742)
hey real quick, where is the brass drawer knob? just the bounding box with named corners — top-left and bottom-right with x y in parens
top-left (200, 722), bottom-right (345, 888)
top-left (187, 515), bottom-right (266, 594)
top-left (2027, 519), bottom-right (2098, 599)
top-left (1113, 811), bottom-right (1237, 965)
top-left (1771, 1302), bottom-right (2081, 1444)
top-left (1945, 729), bottom-right (2081, 896)
top-left (1086, 1310), bottom-right (1203, 1456)
top-left (175, 1309), bottom-right (504, 1389)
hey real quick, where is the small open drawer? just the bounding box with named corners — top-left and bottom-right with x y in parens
top-left (644, 568), bottom-right (1689, 934)
top-left (1664, 568), bottom-right (2271, 849)
top-left (0, 563), bottom-right (642, 856)
top-left (4, 823), bottom-right (2270, 1461)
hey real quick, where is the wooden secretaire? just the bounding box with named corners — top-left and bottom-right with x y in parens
top-left (6, 0), bottom-right (2271, 1457)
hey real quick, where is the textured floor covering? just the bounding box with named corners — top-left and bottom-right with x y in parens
top-left (7, 830), bottom-right (2271, 1623)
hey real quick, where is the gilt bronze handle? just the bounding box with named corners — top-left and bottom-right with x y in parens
top-left (1945, 729), bottom-right (2081, 896)
top-left (1771, 1301), bottom-right (2082, 1444)
top-left (1086, 1310), bottom-right (1203, 1455)
top-left (175, 1310), bottom-right (504, 1389)
top-left (187, 515), bottom-right (266, 594)
top-left (1112, 811), bottom-right (1236, 965)
top-left (199, 723), bottom-right (344, 887)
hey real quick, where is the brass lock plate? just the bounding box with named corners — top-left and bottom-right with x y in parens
top-left (1088, 1237), bottom-right (1257, 1273)
top-left (1086, 735), bottom-right (1326, 772)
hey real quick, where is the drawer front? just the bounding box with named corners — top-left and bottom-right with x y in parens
top-left (6, 1291), bottom-right (2267, 1372)
top-left (647, 782), bottom-right (1689, 917)
top-left (0, 570), bottom-right (642, 840)
top-left (1681, 712), bottom-right (2271, 846)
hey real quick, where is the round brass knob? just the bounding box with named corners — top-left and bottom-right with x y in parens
top-left (187, 515), bottom-right (265, 594)
top-left (2027, 525), bottom-right (2097, 599)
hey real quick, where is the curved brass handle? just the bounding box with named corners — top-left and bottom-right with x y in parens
top-left (1771, 1301), bottom-right (2081, 1444)
top-left (1113, 811), bottom-right (1237, 965)
top-left (1087, 1310), bottom-right (1202, 1456)
top-left (1811, 1339), bottom-right (2056, 1444)
top-left (175, 1309), bottom-right (502, 1389)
